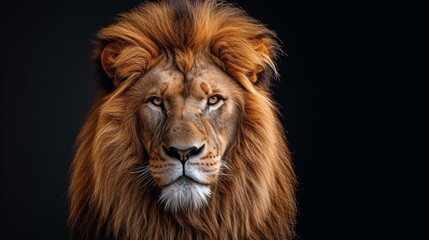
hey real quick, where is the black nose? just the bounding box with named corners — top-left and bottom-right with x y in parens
top-left (163, 145), bottom-right (205, 163)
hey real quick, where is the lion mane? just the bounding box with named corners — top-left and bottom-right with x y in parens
top-left (69, 0), bottom-right (296, 239)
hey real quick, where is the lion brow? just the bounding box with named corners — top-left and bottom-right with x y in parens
top-left (160, 82), bottom-right (169, 96)
top-left (200, 82), bottom-right (210, 95)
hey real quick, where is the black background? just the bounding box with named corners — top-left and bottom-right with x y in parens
top-left (0, 0), bottom-right (427, 239)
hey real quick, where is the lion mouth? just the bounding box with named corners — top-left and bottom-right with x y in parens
top-left (163, 175), bottom-right (208, 188)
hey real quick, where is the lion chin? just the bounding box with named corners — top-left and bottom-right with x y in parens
top-left (159, 176), bottom-right (211, 212)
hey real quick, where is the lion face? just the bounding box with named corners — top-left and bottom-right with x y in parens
top-left (133, 55), bottom-right (241, 211)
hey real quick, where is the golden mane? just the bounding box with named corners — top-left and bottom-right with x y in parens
top-left (69, 0), bottom-right (296, 239)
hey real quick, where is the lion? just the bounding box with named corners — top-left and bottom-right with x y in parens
top-left (68, 0), bottom-right (296, 239)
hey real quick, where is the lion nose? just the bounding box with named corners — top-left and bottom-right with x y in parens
top-left (163, 145), bottom-right (205, 163)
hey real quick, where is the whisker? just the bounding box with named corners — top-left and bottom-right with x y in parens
top-left (128, 165), bottom-right (156, 188)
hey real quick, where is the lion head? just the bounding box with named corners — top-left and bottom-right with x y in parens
top-left (69, 1), bottom-right (296, 239)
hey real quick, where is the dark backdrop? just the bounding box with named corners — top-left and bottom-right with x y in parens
top-left (0, 0), bottom-right (427, 239)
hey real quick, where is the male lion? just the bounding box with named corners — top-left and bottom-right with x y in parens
top-left (69, 0), bottom-right (296, 239)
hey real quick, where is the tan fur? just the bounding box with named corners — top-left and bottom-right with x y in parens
top-left (69, 1), bottom-right (296, 239)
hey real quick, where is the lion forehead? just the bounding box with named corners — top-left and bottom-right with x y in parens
top-left (141, 64), bottom-right (183, 91)
top-left (140, 57), bottom-right (238, 100)
top-left (186, 57), bottom-right (238, 93)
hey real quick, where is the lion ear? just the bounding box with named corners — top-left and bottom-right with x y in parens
top-left (100, 42), bottom-right (123, 79)
top-left (248, 36), bottom-right (279, 90)
top-left (211, 31), bottom-right (279, 92)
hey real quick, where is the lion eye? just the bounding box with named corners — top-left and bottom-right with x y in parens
top-left (208, 95), bottom-right (222, 106)
top-left (150, 97), bottom-right (163, 107)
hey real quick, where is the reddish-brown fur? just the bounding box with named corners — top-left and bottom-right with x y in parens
top-left (69, 1), bottom-right (296, 239)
